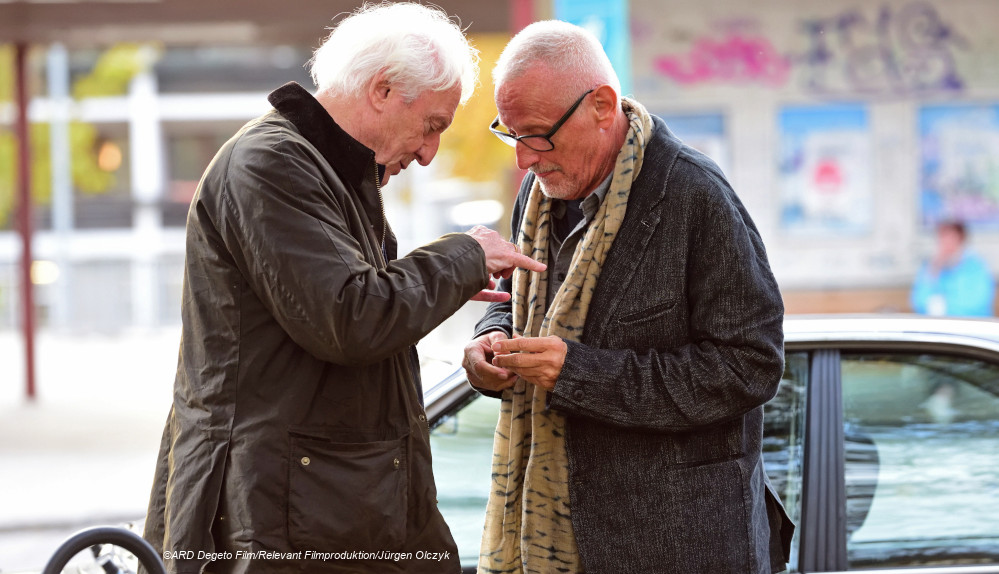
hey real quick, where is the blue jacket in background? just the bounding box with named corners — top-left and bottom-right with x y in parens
top-left (911, 250), bottom-right (995, 317)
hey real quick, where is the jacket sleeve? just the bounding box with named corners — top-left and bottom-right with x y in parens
top-left (910, 262), bottom-right (933, 313)
top-left (217, 135), bottom-right (489, 366)
top-left (547, 173), bottom-right (785, 432)
top-left (947, 254), bottom-right (996, 316)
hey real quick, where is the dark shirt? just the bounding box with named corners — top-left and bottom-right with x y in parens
top-left (545, 174), bottom-right (613, 311)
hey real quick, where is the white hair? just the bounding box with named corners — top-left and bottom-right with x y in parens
top-left (310, 2), bottom-right (479, 105)
top-left (493, 20), bottom-right (620, 104)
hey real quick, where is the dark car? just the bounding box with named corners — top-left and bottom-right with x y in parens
top-left (424, 315), bottom-right (999, 573)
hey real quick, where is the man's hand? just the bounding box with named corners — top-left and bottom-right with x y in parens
top-left (470, 278), bottom-right (510, 303)
top-left (462, 331), bottom-right (518, 392)
top-left (490, 335), bottom-right (567, 391)
top-left (466, 225), bottom-right (546, 280)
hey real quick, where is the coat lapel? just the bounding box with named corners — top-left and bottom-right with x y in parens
top-left (584, 117), bottom-right (684, 347)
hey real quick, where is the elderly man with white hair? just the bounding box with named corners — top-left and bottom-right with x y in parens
top-left (141, 4), bottom-right (544, 574)
top-left (463, 20), bottom-right (794, 574)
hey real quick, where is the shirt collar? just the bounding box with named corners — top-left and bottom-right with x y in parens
top-left (580, 172), bottom-right (614, 222)
top-left (267, 81), bottom-right (378, 189)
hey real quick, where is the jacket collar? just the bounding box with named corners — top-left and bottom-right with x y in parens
top-left (267, 81), bottom-right (376, 189)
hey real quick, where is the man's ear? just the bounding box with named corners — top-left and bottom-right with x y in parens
top-left (591, 84), bottom-right (619, 128)
top-left (367, 68), bottom-right (392, 112)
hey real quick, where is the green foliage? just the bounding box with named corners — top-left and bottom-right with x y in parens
top-left (0, 131), bottom-right (13, 227)
top-left (439, 34), bottom-right (515, 184)
top-left (70, 122), bottom-right (114, 194)
top-left (0, 42), bottom-right (151, 226)
top-left (73, 43), bottom-right (155, 99)
top-left (0, 45), bottom-right (12, 103)
top-left (0, 124), bottom-right (52, 228)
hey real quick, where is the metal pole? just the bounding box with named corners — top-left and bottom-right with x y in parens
top-left (14, 42), bottom-right (36, 401)
top-left (48, 43), bottom-right (73, 331)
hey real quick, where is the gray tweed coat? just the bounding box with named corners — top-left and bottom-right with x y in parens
top-left (475, 115), bottom-right (794, 573)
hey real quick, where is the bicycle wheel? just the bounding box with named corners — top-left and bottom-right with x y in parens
top-left (41, 526), bottom-right (165, 574)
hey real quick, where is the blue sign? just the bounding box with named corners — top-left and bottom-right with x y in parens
top-left (554, 0), bottom-right (632, 96)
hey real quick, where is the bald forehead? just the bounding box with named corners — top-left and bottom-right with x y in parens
top-left (495, 63), bottom-right (572, 107)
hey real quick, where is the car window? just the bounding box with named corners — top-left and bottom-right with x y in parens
top-left (429, 394), bottom-right (498, 565)
top-left (763, 350), bottom-right (808, 572)
top-left (841, 352), bottom-right (999, 569)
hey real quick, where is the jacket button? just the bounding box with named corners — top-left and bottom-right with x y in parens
top-left (573, 389), bottom-right (585, 401)
top-left (393, 457), bottom-right (401, 470)
top-left (300, 456), bottom-right (311, 466)
top-left (418, 414), bottom-right (426, 422)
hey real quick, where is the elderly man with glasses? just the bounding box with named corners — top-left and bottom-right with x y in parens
top-left (463, 20), bottom-right (794, 574)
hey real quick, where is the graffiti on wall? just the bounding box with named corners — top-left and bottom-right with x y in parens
top-left (647, 2), bottom-right (970, 97)
top-left (653, 32), bottom-right (791, 87)
top-left (797, 1), bottom-right (969, 96)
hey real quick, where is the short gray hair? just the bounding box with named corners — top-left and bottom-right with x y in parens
top-left (493, 20), bottom-right (620, 103)
top-left (310, 2), bottom-right (479, 105)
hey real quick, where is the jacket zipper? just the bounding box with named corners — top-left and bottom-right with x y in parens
top-left (373, 158), bottom-right (387, 261)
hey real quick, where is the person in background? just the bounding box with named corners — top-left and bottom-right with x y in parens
top-left (141, 4), bottom-right (544, 574)
top-left (462, 20), bottom-right (793, 574)
top-left (911, 220), bottom-right (995, 317)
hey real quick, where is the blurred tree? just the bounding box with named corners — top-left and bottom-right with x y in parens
top-left (0, 43), bottom-right (154, 227)
top-left (438, 34), bottom-right (514, 184)
top-left (0, 44), bottom-right (11, 102)
top-left (73, 43), bottom-right (155, 99)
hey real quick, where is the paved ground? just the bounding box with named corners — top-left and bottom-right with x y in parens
top-left (0, 328), bottom-right (179, 574)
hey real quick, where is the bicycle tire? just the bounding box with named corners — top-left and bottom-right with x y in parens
top-left (41, 526), bottom-right (165, 574)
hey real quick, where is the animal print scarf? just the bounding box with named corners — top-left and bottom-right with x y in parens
top-left (478, 97), bottom-right (654, 574)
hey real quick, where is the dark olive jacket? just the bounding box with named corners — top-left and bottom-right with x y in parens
top-left (475, 116), bottom-right (794, 573)
top-left (143, 82), bottom-right (485, 574)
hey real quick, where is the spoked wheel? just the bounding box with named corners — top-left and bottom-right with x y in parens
top-left (41, 526), bottom-right (165, 574)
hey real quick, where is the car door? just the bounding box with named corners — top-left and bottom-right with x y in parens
top-left (426, 341), bottom-right (999, 573)
top-left (786, 345), bottom-right (999, 574)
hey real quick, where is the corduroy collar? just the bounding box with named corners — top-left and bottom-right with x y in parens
top-left (267, 81), bottom-right (376, 189)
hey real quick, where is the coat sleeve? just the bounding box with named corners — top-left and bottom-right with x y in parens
top-left (547, 171), bottom-right (785, 432)
top-left (215, 134), bottom-right (489, 366)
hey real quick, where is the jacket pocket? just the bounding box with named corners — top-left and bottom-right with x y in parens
top-left (287, 431), bottom-right (408, 551)
top-left (617, 299), bottom-right (678, 325)
top-left (610, 297), bottom-right (687, 350)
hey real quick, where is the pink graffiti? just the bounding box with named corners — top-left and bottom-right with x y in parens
top-left (653, 34), bottom-right (792, 86)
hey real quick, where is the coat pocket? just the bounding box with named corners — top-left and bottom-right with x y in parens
top-left (287, 431), bottom-right (409, 551)
top-left (617, 299), bottom-right (678, 325)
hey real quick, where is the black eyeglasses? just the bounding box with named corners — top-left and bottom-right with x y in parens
top-left (489, 89), bottom-right (595, 152)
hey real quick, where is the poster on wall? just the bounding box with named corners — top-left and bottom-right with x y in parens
top-left (919, 104), bottom-right (999, 230)
top-left (659, 113), bottom-right (729, 177)
top-left (778, 104), bottom-right (872, 236)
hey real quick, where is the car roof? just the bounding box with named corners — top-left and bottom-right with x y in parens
top-left (784, 313), bottom-right (999, 355)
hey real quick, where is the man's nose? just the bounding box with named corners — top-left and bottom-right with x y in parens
top-left (416, 133), bottom-right (441, 166)
top-left (515, 141), bottom-right (539, 170)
